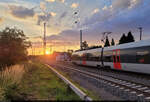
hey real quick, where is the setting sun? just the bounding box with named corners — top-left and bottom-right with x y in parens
top-left (46, 50), bottom-right (50, 55)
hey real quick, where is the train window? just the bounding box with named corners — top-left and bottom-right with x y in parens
top-left (120, 49), bottom-right (136, 63)
top-left (136, 50), bottom-right (150, 64)
top-left (117, 56), bottom-right (120, 62)
top-left (103, 51), bottom-right (113, 62)
top-left (72, 54), bottom-right (80, 61)
top-left (82, 52), bottom-right (101, 62)
top-left (113, 55), bottom-right (116, 62)
top-left (104, 56), bottom-right (112, 62)
top-left (120, 47), bottom-right (150, 63)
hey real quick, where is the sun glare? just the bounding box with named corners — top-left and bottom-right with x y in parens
top-left (46, 50), bottom-right (50, 55)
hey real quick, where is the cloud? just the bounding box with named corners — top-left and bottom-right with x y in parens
top-left (37, 12), bottom-right (56, 25)
top-left (0, 17), bottom-right (3, 23)
top-left (45, 28), bottom-right (104, 47)
top-left (59, 12), bottom-right (67, 23)
top-left (60, 12), bottom-right (67, 18)
top-left (112, 0), bottom-right (142, 11)
top-left (58, 0), bottom-right (65, 3)
top-left (40, 2), bottom-right (46, 11)
top-left (45, 29), bottom-right (80, 46)
top-left (112, 0), bottom-right (131, 10)
top-left (78, 0), bottom-right (150, 43)
top-left (45, 0), bottom-right (55, 2)
top-left (71, 3), bottom-right (79, 8)
top-left (102, 6), bottom-right (108, 11)
top-left (47, 30), bottom-right (79, 41)
top-left (9, 5), bottom-right (35, 19)
top-left (129, 0), bottom-right (142, 9)
top-left (45, 0), bottom-right (65, 3)
top-left (92, 8), bottom-right (100, 14)
top-left (82, 0), bottom-right (144, 27)
top-left (50, 12), bottom-right (57, 17)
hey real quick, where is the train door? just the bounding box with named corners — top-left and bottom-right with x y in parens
top-left (82, 53), bottom-right (86, 65)
top-left (113, 49), bottom-right (122, 70)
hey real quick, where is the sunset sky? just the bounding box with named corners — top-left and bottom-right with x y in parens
top-left (0, 0), bottom-right (150, 55)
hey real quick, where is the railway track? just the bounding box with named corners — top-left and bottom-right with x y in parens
top-left (49, 63), bottom-right (150, 101)
top-left (57, 61), bottom-right (150, 87)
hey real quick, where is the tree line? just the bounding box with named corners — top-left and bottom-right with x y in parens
top-left (81, 31), bottom-right (135, 49)
top-left (104, 31), bottom-right (135, 47)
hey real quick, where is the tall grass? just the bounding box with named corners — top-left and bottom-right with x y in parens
top-left (0, 64), bottom-right (25, 100)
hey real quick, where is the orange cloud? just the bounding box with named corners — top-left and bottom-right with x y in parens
top-left (58, 0), bottom-right (65, 3)
top-left (45, 0), bottom-right (55, 2)
top-left (50, 12), bottom-right (57, 17)
top-left (0, 17), bottom-right (3, 23)
top-left (71, 3), bottom-right (79, 8)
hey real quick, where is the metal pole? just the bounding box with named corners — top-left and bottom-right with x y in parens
top-left (43, 22), bottom-right (46, 55)
top-left (139, 27), bottom-right (142, 40)
top-left (80, 30), bottom-right (82, 50)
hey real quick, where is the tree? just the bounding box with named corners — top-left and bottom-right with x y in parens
top-left (82, 41), bottom-right (88, 49)
top-left (127, 31), bottom-right (135, 43)
top-left (119, 33), bottom-right (127, 44)
top-left (0, 27), bottom-right (31, 66)
top-left (111, 38), bottom-right (115, 46)
top-left (104, 36), bottom-right (110, 47)
top-left (88, 45), bottom-right (102, 49)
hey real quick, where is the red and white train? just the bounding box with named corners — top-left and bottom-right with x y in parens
top-left (72, 40), bottom-right (150, 74)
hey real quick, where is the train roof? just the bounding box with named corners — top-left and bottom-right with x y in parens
top-left (74, 47), bottom-right (102, 54)
top-left (74, 39), bottom-right (150, 53)
top-left (104, 39), bottom-right (150, 51)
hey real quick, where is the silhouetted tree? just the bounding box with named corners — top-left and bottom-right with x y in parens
top-left (104, 36), bottom-right (110, 47)
top-left (119, 33), bottom-right (127, 44)
top-left (88, 45), bottom-right (102, 49)
top-left (111, 38), bottom-right (115, 46)
top-left (82, 41), bottom-right (88, 49)
top-left (127, 31), bottom-right (135, 43)
top-left (0, 27), bottom-right (31, 66)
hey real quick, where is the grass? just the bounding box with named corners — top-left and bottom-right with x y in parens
top-left (0, 64), bottom-right (25, 101)
top-left (0, 61), bottom-right (81, 101)
top-left (46, 63), bottom-right (100, 101)
top-left (15, 61), bottom-right (81, 101)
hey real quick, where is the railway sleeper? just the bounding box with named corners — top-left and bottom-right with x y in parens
top-left (132, 85), bottom-right (142, 88)
top-left (128, 91), bottom-right (138, 101)
top-left (144, 90), bottom-right (150, 93)
top-left (138, 87), bottom-right (148, 91)
top-left (137, 94), bottom-right (145, 102)
top-left (145, 97), bottom-right (150, 102)
top-left (101, 81), bottom-right (148, 101)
